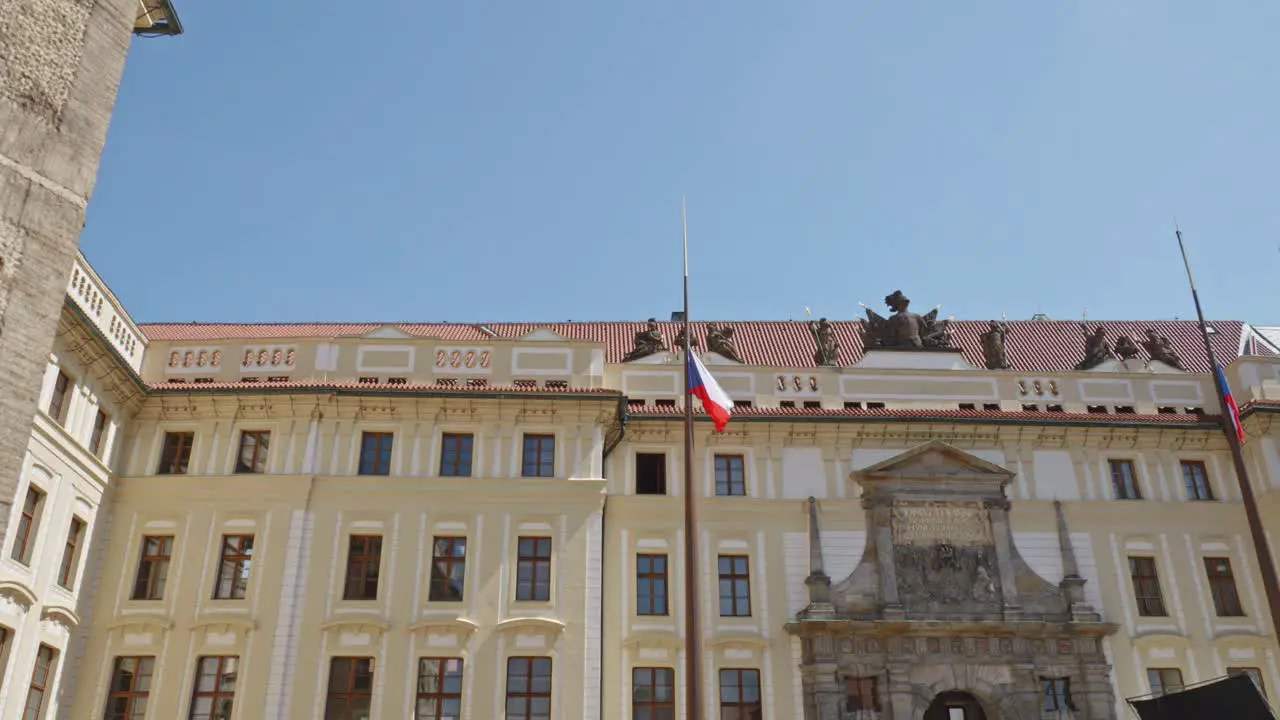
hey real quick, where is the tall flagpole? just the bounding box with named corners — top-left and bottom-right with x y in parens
top-left (1176, 225), bottom-right (1280, 635)
top-left (681, 198), bottom-right (704, 720)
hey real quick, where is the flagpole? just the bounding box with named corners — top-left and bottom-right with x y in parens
top-left (682, 198), bottom-right (704, 720)
top-left (1176, 225), bottom-right (1280, 636)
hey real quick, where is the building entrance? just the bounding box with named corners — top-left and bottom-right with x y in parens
top-left (923, 691), bottom-right (989, 720)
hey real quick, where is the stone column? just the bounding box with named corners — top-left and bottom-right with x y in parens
top-left (986, 498), bottom-right (1023, 618)
top-left (803, 635), bottom-right (844, 720)
top-left (867, 496), bottom-right (902, 617)
top-left (0, 0), bottom-right (138, 540)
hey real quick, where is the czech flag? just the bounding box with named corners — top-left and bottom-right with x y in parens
top-left (1215, 365), bottom-right (1246, 445)
top-left (687, 350), bottom-right (733, 432)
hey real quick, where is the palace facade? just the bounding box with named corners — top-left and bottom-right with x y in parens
top-left (4, 253), bottom-right (1280, 719)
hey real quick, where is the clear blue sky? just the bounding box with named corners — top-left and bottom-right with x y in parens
top-left (83, 1), bottom-right (1280, 325)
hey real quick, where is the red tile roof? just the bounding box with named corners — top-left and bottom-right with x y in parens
top-left (138, 320), bottom-right (1272, 373)
top-left (629, 403), bottom-right (1220, 426)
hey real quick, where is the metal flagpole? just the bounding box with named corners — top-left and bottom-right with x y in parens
top-left (681, 198), bottom-right (704, 720)
top-left (1176, 224), bottom-right (1280, 635)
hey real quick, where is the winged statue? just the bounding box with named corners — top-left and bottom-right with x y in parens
top-left (861, 290), bottom-right (953, 349)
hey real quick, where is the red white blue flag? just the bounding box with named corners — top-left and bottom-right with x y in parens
top-left (687, 351), bottom-right (733, 432)
top-left (1215, 365), bottom-right (1246, 445)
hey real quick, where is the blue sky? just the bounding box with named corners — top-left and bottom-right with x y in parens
top-left (83, 1), bottom-right (1280, 325)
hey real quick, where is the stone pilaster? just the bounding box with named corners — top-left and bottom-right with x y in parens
top-left (986, 498), bottom-right (1023, 618)
top-left (867, 496), bottom-right (902, 617)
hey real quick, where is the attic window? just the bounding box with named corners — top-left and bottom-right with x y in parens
top-left (780, 401), bottom-right (796, 409)
top-left (1114, 405), bottom-right (1136, 414)
top-left (167, 378), bottom-right (187, 384)
top-left (983, 403), bottom-right (1001, 411)
top-left (545, 380), bottom-right (568, 390)
top-left (958, 403), bottom-right (976, 411)
top-left (241, 377), bottom-right (260, 383)
top-left (466, 378), bottom-right (487, 388)
top-left (267, 376), bottom-right (288, 382)
top-left (628, 398), bottom-right (645, 407)
top-left (358, 377), bottom-right (379, 384)
top-left (1046, 404), bottom-right (1065, 412)
top-left (1157, 406), bottom-right (1178, 414)
top-left (1185, 406), bottom-right (1205, 415)
top-left (1021, 404), bottom-right (1039, 412)
top-left (514, 379), bottom-right (537, 389)
top-left (803, 401), bottom-right (822, 409)
top-left (844, 401), bottom-right (862, 410)
top-left (655, 399), bottom-right (676, 407)
top-left (734, 400), bottom-right (753, 408)
top-left (386, 377), bottom-right (407, 385)
top-left (437, 378), bottom-right (458, 387)
top-left (1086, 405), bottom-right (1108, 414)
top-left (866, 402), bottom-right (886, 410)
top-left (193, 378), bottom-right (214, 384)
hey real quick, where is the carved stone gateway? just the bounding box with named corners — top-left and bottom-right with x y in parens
top-left (786, 442), bottom-right (1119, 720)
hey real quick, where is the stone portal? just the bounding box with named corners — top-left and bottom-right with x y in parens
top-left (786, 441), bottom-right (1119, 720)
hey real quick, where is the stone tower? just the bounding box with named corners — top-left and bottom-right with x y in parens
top-left (0, 0), bottom-right (179, 538)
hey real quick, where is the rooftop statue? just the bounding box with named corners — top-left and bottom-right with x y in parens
top-left (706, 323), bottom-right (744, 363)
top-left (623, 319), bottom-right (667, 362)
top-left (1074, 324), bottom-right (1114, 371)
top-left (862, 290), bottom-right (953, 349)
top-left (674, 326), bottom-right (699, 351)
top-left (1142, 329), bottom-right (1184, 370)
top-left (1115, 335), bottom-right (1141, 361)
top-left (810, 317), bottom-right (841, 366)
top-left (980, 320), bottom-right (1011, 370)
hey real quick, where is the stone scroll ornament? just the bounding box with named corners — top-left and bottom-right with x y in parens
top-left (861, 290), bottom-right (953, 349)
top-left (622, 319), bottom-right (667, 362)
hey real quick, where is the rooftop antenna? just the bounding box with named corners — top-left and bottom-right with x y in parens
top-left (804, 306), bottom-right (812, 318)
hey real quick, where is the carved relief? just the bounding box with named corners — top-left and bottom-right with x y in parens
top-left (165, 346), bottom-right (225, 374)
top-left (239, 345), bottom-right (297, 371)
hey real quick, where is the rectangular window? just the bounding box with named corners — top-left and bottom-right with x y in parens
top-left (1129, 556), bottom-right (1167, 617)
top-left (23, 644), bottom-right (57, 720)
top-left (58, 517), bottom-right (86, 589)
top-left (719, 668), bottom-right (762, 718)
top-left (439, 433), bottom-right (474, 477)
top-left (521, 434), bottom-right (555, 477)
top-left (1147, 667), bottom-right (1184, 696)
top-left (157, 431), bottom-right (195, 475)
top-left (428, 537), bottom-right (467, 602)
top-left (104, 656), bottom-right (155, 720)
top-left (846, 676), bottom-right (879, 712)
top-left (1040, 676), bottom-right (1074, 712)
top-left (1182, 460), bottom-right (1214, 500)
top-left (89, 409), bottom-right (109, 456)
top-left (415, 657), bottom-right (463, 720)
top-left (1109, 459), bottom-right (1141, 500)
top-left (632, 667), bottom-right (675, 717)
top-left (714, 454), bottom-right (746, 496)
top-left (635, 453), bottom-right (667, 495)
top-left (188, 655), bottom-right (238, 720)
top-left (48, 371), bottom-right (71, 423)
top-left (1228, 667), bottom-right (1266, 699)
top-left (505, 657), bottom-right (552, 720)
top-left (636, 554), bottom-right (669, 616)
top-left (213, 535), bottom-right (254, 600)
top-left (235, 431), bottom-right (270, 474)
top-left (358, 432), bottom-right (394, 476)
top-left (10, 486), bottom-right (45, 565)
top-left (325, 657), bottom-right (374, 720)
top-left (131, 535), bottom-right (174, 600)
top-left (516, 537), bottom-right (552, 601)
top-left (718, 555), bottom-right (752, 617)
top-left (1204, 556), bottom-right (1245, 616)
top-left (343, 535), bottom-right (382, 600)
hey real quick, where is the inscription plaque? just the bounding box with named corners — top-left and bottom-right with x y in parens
top-left (891, 501), bottom-right (991, 546)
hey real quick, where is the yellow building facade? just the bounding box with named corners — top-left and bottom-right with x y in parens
top-left (4, 255), bottom-right (1280, 719)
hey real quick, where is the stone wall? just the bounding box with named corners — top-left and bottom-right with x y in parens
top-left (0, 0), bottom-right (137, 538)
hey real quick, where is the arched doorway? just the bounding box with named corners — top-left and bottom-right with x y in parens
top-left (923, 691), bottom-right (989, 720)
